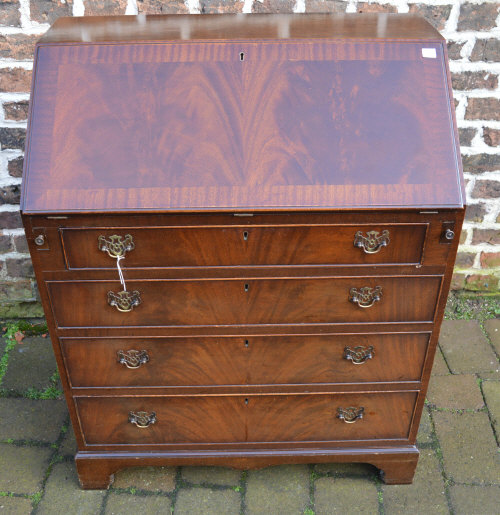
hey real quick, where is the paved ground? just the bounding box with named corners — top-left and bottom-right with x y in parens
top-left (0, 316), bottom-right (499, 514)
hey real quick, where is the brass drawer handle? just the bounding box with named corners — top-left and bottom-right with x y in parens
top-left (118, 349), bottom-right (149, 368)
top-left (337, 407), bottom-right (364, 423)
top-left (107, 290), bottom-right (141, 312)
top-left (128, 411), bottom-right (156, 428)
top-left (354, 230), bottom-right (390, 254)
top-left (344, 345), bottom-right (374, 365)
top-left (98, 234), bottom-right (135, 258)
top-left (349, 286), bottom-right (382, 308)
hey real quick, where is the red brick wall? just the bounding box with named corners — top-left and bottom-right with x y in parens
top-left (0, 1), bottom-right (499, 316)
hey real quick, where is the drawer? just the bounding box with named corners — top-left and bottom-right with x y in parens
top-left (75, 391), bottom-right (418, 445)
top-left (62, 333), bottom-right (430, 387)
top-left (48, 276), bottom-right (441, 328)
top-left (60, 224), bottom-right (427, 269)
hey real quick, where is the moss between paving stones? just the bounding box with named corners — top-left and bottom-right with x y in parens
top-left (112, 466), bottom-right (176, 493)
top-left (0, 495), bottom-right (32, 514)
top-left (180, 466), bottom-right (241, 487)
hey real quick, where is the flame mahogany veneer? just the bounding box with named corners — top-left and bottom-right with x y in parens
top-left (21, 14), bottom-right (465, 488)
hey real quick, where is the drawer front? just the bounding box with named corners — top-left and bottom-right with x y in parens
top-left (76, 392), bottom-right (418, 445)
top-left (61, 224), bottom-right (427, 269)
top-left (48, 276), bottom-right (441, 328)
top-left (62, 333), bottom-right (429, 387)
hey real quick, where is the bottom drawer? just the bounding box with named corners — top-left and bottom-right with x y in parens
top-left (76, 392), bottom-right (418, 446)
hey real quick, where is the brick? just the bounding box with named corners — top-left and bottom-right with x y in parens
top-left (427, 374), bottom-right (484, 410)
top-left (105, 492), bottom-right (171, 514)
top-left (472, 228), bottom-right (500, 245)
top-left (484, 319), bottom-right (500, 356)
top-left (316, 477), bottom-right (378, 514)
top-left (484, 127), bottom-right (500, 147)
top-left (465, 273), bottom-right (499, 292)
top-left (382, 450), bottom-right (448, 514)
top-left (181, 466), bottom-right (240, 486)
top-left (306, 0), bottom-right (348, 12)
top-left (5, 257), bottom-right (34, 278)
top-left (37, 462), bottom-right (106, 515)
top-left (84, 0), bottom-right (127, 15)
top-left (466, 98), bottom-right (500, 121)
top-left (450, 485), bottom-right (500, 515)
top-left (136, 0), bottom-right (188, 13)
top-left (407, 4), bottom-right (452, 30)
top-left (471, 39), bottom-right (500, 62)
top-left (13, 233), bottom-right (28, 253)
top-left (451, 272), bottom-right (466, 290)
top-left (2, 336), bottom-right (58, 393)
top-left (447, 40), bottom-right (465, 60)
top-left (482, 381), bottom-right (500, 436)
top-left (30, 0), bottom-right (73, 24)
top-left (0, 128), bottom-right (26, 150)
top-left (8, 156), bottom-right (23, 178)
top-left (0, 496), bottom-right (32, 514)
top-left (457, 3), bottom-right (500, 31)
top-left (3, 100), bottom-right (29, 121)
top-left (461, 154), bottom-right (500, 173)
top-left (175, 488), bottom-right (240, 515)
top-left (439, 320), bottom-right (498, 374)
top-left (464, 203), bottom-right (486, 222)
top-left (0, 279), bottom-right (33, 301)
top-left (0, 399), bottom-right (66, 442)
top-left (433, 410), bottom-right (500, 484)
top-left (458, 128), bottom-right (475, 146)
top-left (0, 300), bottom-right (44, 318)
top-left (0, 184), bottom-right (21, 205)
top-left (455, 251), bottom-right (475, 268)
top-left (200, 0), bottom-right (243, 13)
top-left (0, 444), bottom-right (51, 494)
top-left (0, 34), bottom-right (39, 60)
top-left (452, 72), bottom-right (498, 91)
top-left (472, 180), bottom-right (500, 199)
top-left (459, 228), bottom-right (467, 244)
top-left (0, 233), bottom-right (12, 253)
top-left (357, 2), bottom-right (397, 13)
top-left (480, 251), bottom-right (500, 268)
top-left (252, 0), bottom-right (295, 12)
top-left (113, 466), bottom-right (176, 492)
top-left (0, 0), bottom-right (21, 27)
top-left (246, 465), bottom-right (309, 515)
top-left (0, 68), bottom-right (31, 93)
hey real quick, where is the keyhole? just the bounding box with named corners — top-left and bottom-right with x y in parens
top-left (240, 52), bottom-right (245, 61)
top-left (243, 231), bottom-right (249, 241)
top-left (244, 398), bottom-right (249, 405)
top-left (244, 339), bottom-right (249, 348)
top-left (244, 283), bottom-right (249, 292)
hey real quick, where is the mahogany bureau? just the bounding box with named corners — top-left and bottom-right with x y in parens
top-left (21, 13), bottom-right (465, 488)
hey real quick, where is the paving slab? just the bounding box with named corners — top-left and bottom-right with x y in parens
top-left (181, 466), bottom-right (240, 486)
top-left (416, 407), bottom-right (434, 446)
top-left (245, 465), bottom-right (310, 515)
top-left (1, 336), bottom-right (57, 393)
top-left (0, 496), bottom-right (32, 514)
top-left (315, 476), bottom-right (378, 514)
top-left (433, 410), bottom-right (500, 484)
top-left (174, 487), bottom-right (240, 515)
top-left (484, 318), bottom-right (500, 356)
top-left (105, 491), bottom-right (171, 514)
top-left (449, 484), bottom-right (500, 515)
top-left (439, 320), bottom-right (498, 374)
top-left (313, 462), bottom-right (376, 476)
top-left (113, 466), bottom-right (176, 493)
top-left (432, 347), bottom-right (450, 375)
top-left (36, 462), bottom-right (106, 515)
top-left (426, 374), bottom-right (484, 410)
top-left (382, 449), bottom-right (448, 514)
top-left (0, 444), bottom-right (51, 494)
top-left (58, 426), bottom-right (77, 457)
top-left (482, 380), bottom-right (500, 437)
top-left (0, 399), bottom-right (66, 443)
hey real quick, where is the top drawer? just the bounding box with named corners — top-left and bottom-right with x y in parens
top-left (60, 224), bottom-right (427, 269)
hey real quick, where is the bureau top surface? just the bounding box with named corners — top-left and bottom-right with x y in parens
top-left (21, 14), bottom-right (464, 214)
